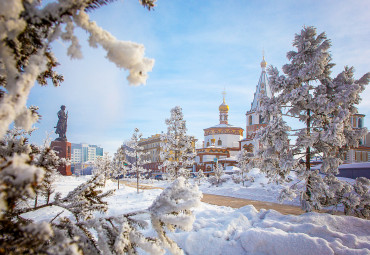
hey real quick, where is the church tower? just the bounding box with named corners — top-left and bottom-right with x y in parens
top-left (240, 56), bottom-right (272, 152)
top-left (219, 91), bottom-right (229, 124)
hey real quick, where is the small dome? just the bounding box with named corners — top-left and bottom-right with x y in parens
top-left (219, 102), bottom-right (229, 112)
top-left (261, 56), bottom-right (267, 68)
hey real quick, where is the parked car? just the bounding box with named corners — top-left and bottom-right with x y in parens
top-left (154, 174), bottom-right (163, 180)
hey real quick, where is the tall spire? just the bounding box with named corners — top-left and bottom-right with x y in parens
top-left (250, 55), bottom-right (272, 111)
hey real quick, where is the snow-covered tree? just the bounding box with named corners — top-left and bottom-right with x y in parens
top-left (0, 0), bottom-right (155, 139)
top-left (256, 26), bottom-right (370, 215)
top-left (160, 106), bottom-right (195, 180)
top-left (0, 1), bottom-right (159, 252)
top-left (125, 128), bottom-right (149, 193)
top-left (195, 169), bottom-right (205, 185)
top-left (34, 144), bottom-right (63, 206)
top-left (94, 152), bottom-right (112, 187)
top-left (149, 177), bottom-right (202, 255)
top-left (112, 145), bottom-right (128, 189)
top-left (208, 163), bottom-right (226, 186)
top-left (236, 149), bottom-right (254, 186)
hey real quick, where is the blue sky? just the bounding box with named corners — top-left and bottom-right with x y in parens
top-left (28, 0), bottom-right (370, 155)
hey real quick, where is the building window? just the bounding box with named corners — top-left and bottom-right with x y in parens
top-left (249, 115), bottom-right (253, 125)
top-left (259, 115), bottom-right (264, 124)
top-left (218, 139), bottom-right (222, 146)
top-left (358, 118), bottom-right (363, 128)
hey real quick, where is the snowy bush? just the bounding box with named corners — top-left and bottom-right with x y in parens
top-left (256, 26), bottom-right (370, 216)
top-left (208, 163), bottom-right (228, 186)
top-left (195, 169), bottom-right (205, 185)
top-left (149, 177), bottom-right (202, 255)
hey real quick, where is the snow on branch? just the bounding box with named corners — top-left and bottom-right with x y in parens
top-left (0, 0), bottom-right (155, 139)
top-left (149, 177), bottom-right (202, 255)
top-left (73, 10), bottom-right (154, 85)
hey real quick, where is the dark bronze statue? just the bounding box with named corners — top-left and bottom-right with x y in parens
top-left (55, 105), bottom-right (68, 141)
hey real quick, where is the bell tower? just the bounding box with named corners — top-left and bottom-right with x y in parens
top-left (219, 90), bottom-right (229, 124)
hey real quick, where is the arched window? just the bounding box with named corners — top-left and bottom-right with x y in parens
top-left (218, 139), bottom-right (222, 146)
top-left (206, 141), bottom-right (210, 147)
top-left (248, 115), bottom-right (253, 125)
top-left (358, 118), bottom-right (363, 128)
top-left (259, 115), bottom-right (264, 124)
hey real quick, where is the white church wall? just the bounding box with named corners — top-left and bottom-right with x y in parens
top-left (204, 133), bottom-right (242, 148)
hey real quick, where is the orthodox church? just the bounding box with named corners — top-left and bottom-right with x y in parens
top-left (240, 56), bottom-right (272, 153)
top-left (195, 92), bottom-right (244, 171)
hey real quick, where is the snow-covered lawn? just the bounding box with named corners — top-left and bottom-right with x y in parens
top-left (25, 175), bottom-right (370, 255)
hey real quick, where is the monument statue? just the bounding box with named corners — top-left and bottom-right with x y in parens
top-left (55, 105), bottom-right (68, 141)
top-left (51, 105), bottom-right (72, 175)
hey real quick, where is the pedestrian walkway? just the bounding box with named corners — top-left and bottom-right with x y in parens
top-left (202, 193), bottom-right (304, 215)
top-left (120, 180), bottom-right (306, 215)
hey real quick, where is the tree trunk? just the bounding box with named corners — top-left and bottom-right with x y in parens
top-left (34, 193), bottom-right (38, 208)
top-left (46, 191), bottom-right (51, 205)
top-left (136, 152), bottom-right (139, 194)
top-left (305, 108), bottom-right (312, 207)
top-left (118, 174), bottom-right (120, 190)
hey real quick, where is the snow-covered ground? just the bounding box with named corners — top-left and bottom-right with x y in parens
top-left (135, 168), bottom-right (357, 208)
top-left (133, 169), bottom-right (305, 206)
top-left (25, 175), bottom-right (370, 255)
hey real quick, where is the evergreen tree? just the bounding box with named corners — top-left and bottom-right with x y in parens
top-left (94, 152), bottom-right (112, 187)
top-left (256, 26), bottom-right (370, 216)
top-left (124, 128), bottom-right (149, 193)
top-left (112, 145), bottom-right (128, 189)
top-left (34, 144), bottom-right (64, 206)
top-left (160, 106), bottom-right (195, 180)
top-left (236, 149), bottom-right (254, 186)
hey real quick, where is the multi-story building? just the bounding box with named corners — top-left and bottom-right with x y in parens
top-left (344, 113), bottom-right (370, 163)
top-left (71, 143), bottom-right (104, 173)
top-left (135, 133), bottom-right (197, 174)
top-left (139, 134), bottom-right (162, 171)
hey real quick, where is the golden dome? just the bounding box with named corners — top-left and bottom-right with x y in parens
top-left (219, 103), bottom-right (229, 112)
top-left (219, 97), bottom-right (229, 111)
top-left (219, 90), bottom-right (229, 111)
top-left (261, 56), bottom-right (267, 68)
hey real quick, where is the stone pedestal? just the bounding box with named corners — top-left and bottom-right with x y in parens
top-left (50, 140), bottom-right (72, 176)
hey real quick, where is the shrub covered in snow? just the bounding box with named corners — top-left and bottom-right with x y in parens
top-left (149, 177), bottom-right (202, 255)
top-left (208, 163), bottom-right (228, 186)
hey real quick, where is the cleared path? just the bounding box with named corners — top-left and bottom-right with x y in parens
top-left (120, 180), bottom-right (306, 215)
